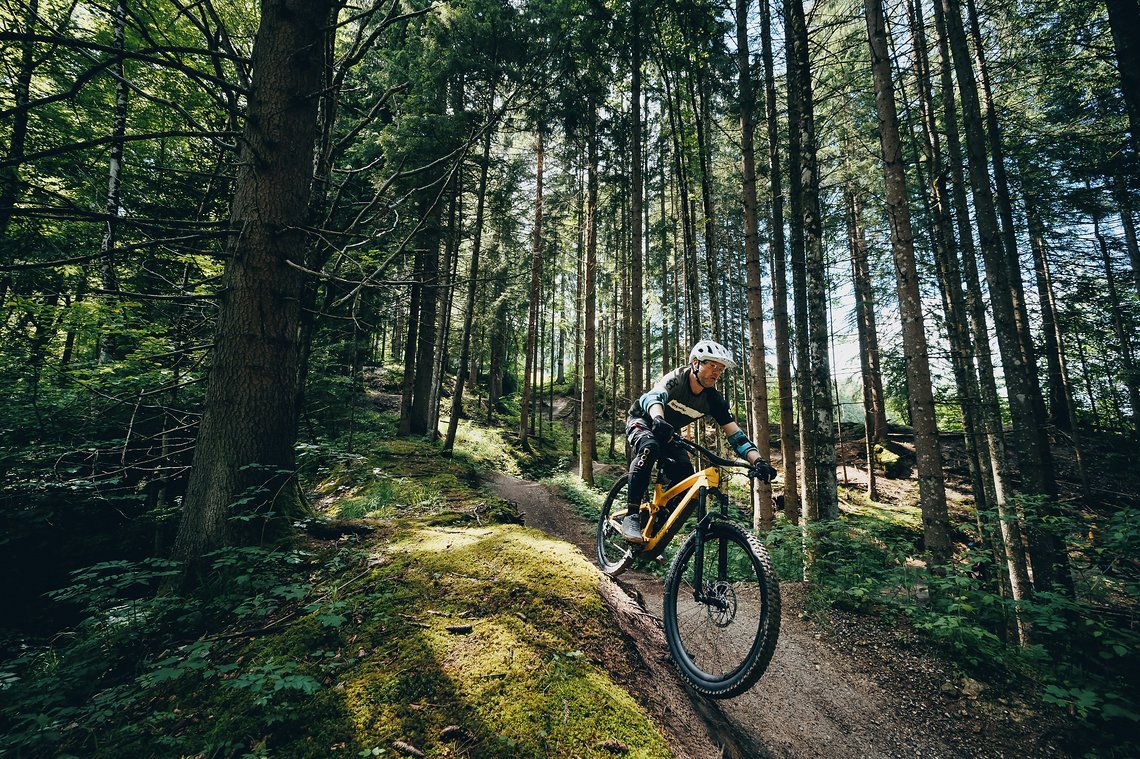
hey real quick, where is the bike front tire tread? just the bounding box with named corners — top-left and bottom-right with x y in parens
top-left (662, 520), bottom-right (781, 698)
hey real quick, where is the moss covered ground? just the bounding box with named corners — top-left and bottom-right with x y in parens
top-left (0, 419), bottom-right (675, 758)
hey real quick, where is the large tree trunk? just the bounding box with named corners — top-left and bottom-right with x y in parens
top-left (940, 0), bottom-right (1065, 591)
top-left (173, 0), bottom-right (335, 562)
top-left (760, 0), bottom-right (799, 523)
top-left (579, 104), bottom-right (600, 485)
top-left (629, 3), bottom-right (645, 413)
top-left (1105, 0), bottom-right (1140, 164)
top-left (398, 246), bottom-right (422, 435)
top-left (409, 219), bottom-right (441, 435)
top-left (865, 0), bottom-right (950, 564)
top-left (737, 0), bottom-right (774, 530)
top-left (787, 0), bottom-right (837, 523)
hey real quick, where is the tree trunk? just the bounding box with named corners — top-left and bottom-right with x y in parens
top-left (97, 0), bottom-right (128, 365)
top-left (865, 0), bottom-right (950, 563)
top-left (428, 163), bottom-right (463, 441)
top-left (1112, 176), bottom-right (1140, 298)
top-left (737, 0), bottom-right (774, 530)
top-left (932, 0), bottom-right (1040, 606)
top-left (1024, 194), bottom-right (1072, 432)
top-left (941, 0), bottom-right (1057, 494)
top-left (906, 0), bottom-right (993, 536)
top-left (444, 98), bottom-right (495, 451)
top-left (410, 222), bottom-right (441, 435)
top-left (629, 2), bottom-right (645, 412)
top-left (846, 186), bottom-right (882, 502)
top-left (760, 0), bottom-right (799, 523)
top-left (940, 0), bottom-right (1065, 591)
top-left (173, 0), bottom-right (335, 562)
top-left (0, 0), bottom-right (37, 239)
top-left (580, 106), bottom-right (599, 485)
top-left (1105, 0), bottom-right (1140, 164)
top-left (692, 71), bottom-right (720, 339)
top-left (787, 0), bottom-right (837, 522)
top-left (398, 247), bottom-right (422, 435)
top-left (520, 131), bottom-right (545, 450)
top-left (1026, 192), bottom-right (1090, 497)
top-left (1092, 205), bottom-right (1140, 434)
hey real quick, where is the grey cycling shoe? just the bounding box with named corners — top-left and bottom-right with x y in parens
top-left (621, 512), bottom-right (645, 543)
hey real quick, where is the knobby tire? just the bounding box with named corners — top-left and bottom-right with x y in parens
top-left (662, 520), bottom-right (780, 698)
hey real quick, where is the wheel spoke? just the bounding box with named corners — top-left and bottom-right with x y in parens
top-left (662, 521), bottom-right (780, 698)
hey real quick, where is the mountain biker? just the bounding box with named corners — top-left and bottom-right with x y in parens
top-left (621, 339), bottom-right (778, 542)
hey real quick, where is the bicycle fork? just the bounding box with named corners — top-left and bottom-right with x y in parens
top-left (690, 486), bottom-right (731, 611)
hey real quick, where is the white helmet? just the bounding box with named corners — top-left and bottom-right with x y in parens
top-left (689, 339), bottom-right (736, 370)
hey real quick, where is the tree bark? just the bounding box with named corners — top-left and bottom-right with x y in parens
top-left (787, 0), bottom-right (837, 522)
top-left (444, 95), bottom-right (495, 452)
top-left (629, 2), bottom-right (645, 413)
top-left (1092, 204), bottom-right (1140, 435)
top-left (398, 247), bottom-right (422, 435)
top-left (865, 0), bottom-right (950, 563)
top-left (760, 0), bottom-right (799, 523)
top-left (97, 0), bottom-right (128, 365)
top-left (692, 71), bottom-right (720, 340)
top-left (941, 0), bottom-right (1056, 492)
top-left (410, 213), bottom-right (441, 435)
top-left (846, 186), bottom-right (883, 503)
top-left (934, 0), bottom-right (1055, 598)
top-left (520, 130), bottom-right (545, 451)
top-left (173, 0), bottom-right (336, 562)
top-left (0, 0), bottom-right (37, 256)
top-left (580, 103), bottom-right (600, 485)
top-left (737, 0), bottom-right (774, 530)
top-left (1105, 0), bottom-right (1140, 166)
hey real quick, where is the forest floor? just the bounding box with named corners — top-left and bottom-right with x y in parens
top-left (488, 470), bottom-right (1075, 758)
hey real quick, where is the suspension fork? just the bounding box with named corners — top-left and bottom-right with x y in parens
top-left (688, 485), bottom-right (725, 610)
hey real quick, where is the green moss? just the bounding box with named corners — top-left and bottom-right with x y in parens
top-left (875, 443), bottom-right (907, 478)
top-left (5, 408), bottom-right (674, 759)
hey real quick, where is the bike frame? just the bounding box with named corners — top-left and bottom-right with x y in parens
top-left (606, 436), bottom-right (746, 605)
top-left (638, 467), bottom-right (717, 553)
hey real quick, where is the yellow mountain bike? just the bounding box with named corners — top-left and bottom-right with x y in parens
top-left (595, 435), bottom-right (781, 699)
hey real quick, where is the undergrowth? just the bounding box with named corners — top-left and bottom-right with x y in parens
top-left (763, 496), bottom-right (1140, 758)
top-left (0, 408), bottom-right (674, 758)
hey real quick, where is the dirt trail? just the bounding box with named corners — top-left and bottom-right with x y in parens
top-left (488, 472), bottom-right (960, 759)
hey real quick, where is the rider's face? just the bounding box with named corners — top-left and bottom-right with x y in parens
top-left (696, 360), bottom-right (726, 387)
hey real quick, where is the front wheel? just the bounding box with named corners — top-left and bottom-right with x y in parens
top-left (596, 474), bottom-right (637, 576)
top-left (662, 520), bottom-right (780, 698)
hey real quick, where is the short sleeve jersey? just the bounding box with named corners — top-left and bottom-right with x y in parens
top-left (628, 366), bottom-right (733, 429)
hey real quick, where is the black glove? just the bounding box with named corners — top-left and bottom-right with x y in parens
top-left (748, 460), bottom-right (777, 482)
top-left (651, 416), bottom-right (674, 444)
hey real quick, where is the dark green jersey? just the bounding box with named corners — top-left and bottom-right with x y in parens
top-left (628, 365), bottom-right (732, 429)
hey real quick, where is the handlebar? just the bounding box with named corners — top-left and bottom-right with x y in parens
top-left (671, 435), bottom-right (751, 470)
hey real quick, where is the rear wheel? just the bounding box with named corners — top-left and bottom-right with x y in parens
top-left (662, 520), bottom-right (780, 698)
top-left (596, 474), bottom-right (637, 576)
